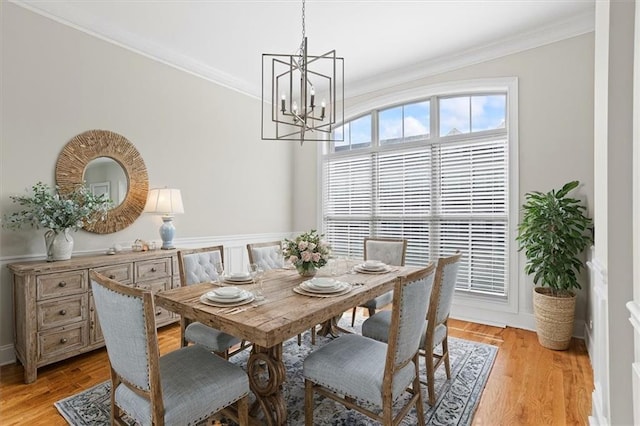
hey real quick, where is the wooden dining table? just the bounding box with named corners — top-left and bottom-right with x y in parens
top-left (154, 263), bottom-right (426, 425)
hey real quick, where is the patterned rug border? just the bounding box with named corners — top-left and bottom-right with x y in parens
top-left (55, 319), bottom-right (497, 425)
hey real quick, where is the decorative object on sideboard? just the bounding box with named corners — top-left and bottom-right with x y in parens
top-left (261, 0), bottom-right (344, 144)
top-left (2, 182), bottom-right (112, 261)
top-left (516, 180), bottom-right (593, 350)
top-left (283, 229), bottom-right (331, 277)
top-left (56, 129), bottom-right (149, 234)
top-left (144, 188), bottom-right (184, 250)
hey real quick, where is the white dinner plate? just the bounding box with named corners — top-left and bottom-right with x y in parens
top-left (307, 277), bottom-right (338, 288)
top-left (210, 286), bottom-right (243, 298)
top-left (293, 284), bottom-right (352, 298)
top-left (199, 293), bottom-right (255, 308)
top-left (359, 262), bottom-right (387, 271)
top-left (354, 264), bottom-right (393, 274)
top-left (300, 280), bottom-right (349, 294)
top-left (222, 277), bottom-right (254, 284)
top-left (205, 289), bottom-right (252, 303)
top-left (225, 272), bottom-right (252, 281)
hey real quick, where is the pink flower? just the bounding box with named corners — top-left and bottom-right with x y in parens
top-left (298, 241), bottom-right (308, 250)
top-left (301, 251), bottom-right (312, 262)
top-left (312, 252), bottom-right (321, 262)
top-left (289, 255), bottom-right (298, 263)
top-left (308, 242), bottom-right (316, 251)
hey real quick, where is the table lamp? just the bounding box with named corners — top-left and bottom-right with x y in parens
top-left (144, 188), bottom-right (184, 250)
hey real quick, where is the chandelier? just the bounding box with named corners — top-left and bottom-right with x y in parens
top-left (261, 0), bottom-right (344, 143)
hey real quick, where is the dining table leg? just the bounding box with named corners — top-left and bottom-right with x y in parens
top-left (247, 344), bottom-right (287, 426)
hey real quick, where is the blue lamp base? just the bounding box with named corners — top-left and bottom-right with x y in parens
top-left (159, 216), bottom-right (177, 250)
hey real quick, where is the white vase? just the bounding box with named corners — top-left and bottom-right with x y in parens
top-left (45, 229), bottom-right (74, 261)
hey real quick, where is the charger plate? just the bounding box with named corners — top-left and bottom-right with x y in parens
top-left (199, 293), bottom-right (255, 307)
top-left (293, 284), bottom-right (352, 298)
top-left (353, 264), bottom-right (394, 274)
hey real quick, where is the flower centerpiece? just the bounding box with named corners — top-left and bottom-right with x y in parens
top-left (3, 182), bottom-right (113, 261)
top-left (283, 229), bottom-right (331, 277)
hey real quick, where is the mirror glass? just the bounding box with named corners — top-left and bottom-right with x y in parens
top-left (83, 157), bottom-right (128, 207)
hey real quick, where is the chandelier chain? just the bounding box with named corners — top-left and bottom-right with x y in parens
top-left (299, 0), bottom-right (306, 56)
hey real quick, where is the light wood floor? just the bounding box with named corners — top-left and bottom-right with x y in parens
top-left (0, 315), bottom-right (593, 425)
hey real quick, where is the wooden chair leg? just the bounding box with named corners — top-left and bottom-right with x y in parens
top-left (442, 336), bottom-right (451, 378)
top-left (367, 307), bottom-right (376, 317)
top-left (351, 307), bottom-right (358, 327)
top-left (413, 355), bottom-right (426, 426)
top-left (311, 326), bottom-right (316, 345)
top-left (237, 395), bottom-right (249, 426)
top-left (297, 333), bottom-right (302, 346)
top-left (304, 379), bottom-right (314, 425)
top-left (426, 350), bottom-right (436, 406)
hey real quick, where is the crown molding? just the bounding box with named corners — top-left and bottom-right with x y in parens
top-left (10, 0), bottom-right (261, 99)
top-left (344, 9), bottom-right (595, 100)
top-left (12, 0), bottom-right (593, 102)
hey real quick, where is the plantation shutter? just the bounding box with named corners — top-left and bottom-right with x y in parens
top-left (322, 94), bottom-right (510, 299)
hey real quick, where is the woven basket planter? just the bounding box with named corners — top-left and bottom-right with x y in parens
top-left (532, 287), bottom-right (576, 350)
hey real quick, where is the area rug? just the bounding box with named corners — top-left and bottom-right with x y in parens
top-left (55, 316), bottom-right (497, 425)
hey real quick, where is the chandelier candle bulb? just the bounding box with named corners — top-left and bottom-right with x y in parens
top-left (281, 94), bottom-right (286, 112)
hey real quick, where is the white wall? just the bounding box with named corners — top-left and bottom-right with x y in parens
top-left (295, 33), bottom-right (596, 332)
top-left (0, 4), bottom-right (294, 351)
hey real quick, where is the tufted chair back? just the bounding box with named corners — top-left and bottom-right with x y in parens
top-left (247, 241), bottom-right (284, 270)
top-left (364, 237), bottom-right (407, 266)
top-left (178, 246), bottom-right (224, 286)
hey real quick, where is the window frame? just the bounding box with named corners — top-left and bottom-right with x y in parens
top-left (317, 77), bottom-right (519, 314)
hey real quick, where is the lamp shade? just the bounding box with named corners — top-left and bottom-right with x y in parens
top-left (144, 188), bottom-right (184, 216)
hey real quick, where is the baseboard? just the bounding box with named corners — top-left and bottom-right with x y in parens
top-left (589, 382), bottom-right (609, 426)
top-left (0, 343), bottom-right (16, 366)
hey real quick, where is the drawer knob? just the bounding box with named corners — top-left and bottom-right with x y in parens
top-left (59, 309), bottom-right (67, 316)
top-left (58, 281), bottom-right (67, 287)
top-left (151, 267), bottom-right (157, 272)
top-left (60, 338), bottom-right (68, 344)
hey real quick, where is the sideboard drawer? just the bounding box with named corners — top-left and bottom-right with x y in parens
top-left (38, 294), bottom-right (87, 330)
top-left (92, 263), bottom-right (133, 284)
top-left (37, 270), bottom-right (87, 300)
top-left (38, 323), bottom-right (87, 362)
top-left (135, 258), bottom-right (171, 281)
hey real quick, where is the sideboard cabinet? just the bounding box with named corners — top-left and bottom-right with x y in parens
top-left (8, 250), bottom-right (180, 383)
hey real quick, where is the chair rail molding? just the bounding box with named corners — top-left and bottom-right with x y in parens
top-left (0, 231), bottom-right (293, 367)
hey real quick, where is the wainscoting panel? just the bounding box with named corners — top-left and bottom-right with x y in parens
top-left (587, 256), bottom-right (609, 426)
top-left (627, 300), bottom-right (640, 424)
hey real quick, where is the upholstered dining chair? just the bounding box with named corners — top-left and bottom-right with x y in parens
top-left (351, 237), bottom-right (408, 326)
top-left (89, 270), bottom-right (250, 426)
top-left (247, 240), bottom-right (315, 345)
top-left (178, 246), bottom-right (243, 358)
top-left (246, 240), bottom-right (284, 270)
top-left (362, 251), bottom-right (462, 405)
top-left (303, 264), bottom-right (435, 425)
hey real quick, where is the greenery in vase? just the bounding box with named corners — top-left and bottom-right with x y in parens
top-left (2, 182), bottom-right (113, 233)
top-left (283, 229), bottom-right (331, 271)
top-left (516, 180), bottom-right (593, 296)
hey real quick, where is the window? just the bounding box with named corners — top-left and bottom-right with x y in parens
top-left (322, 89), bottom-right (511, 299)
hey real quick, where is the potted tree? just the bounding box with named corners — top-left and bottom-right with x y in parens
top-left (516, 181), bottom-right (593, 350)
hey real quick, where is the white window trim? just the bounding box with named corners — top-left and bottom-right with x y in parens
top-left (317, 77), bottom-right (519, 315)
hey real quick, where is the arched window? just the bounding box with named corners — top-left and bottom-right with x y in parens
top-left (321, 78), bottom-right (517, 301)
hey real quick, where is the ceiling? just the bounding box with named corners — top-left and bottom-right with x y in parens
top-left (14, 0), bottom-right (595, 99)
